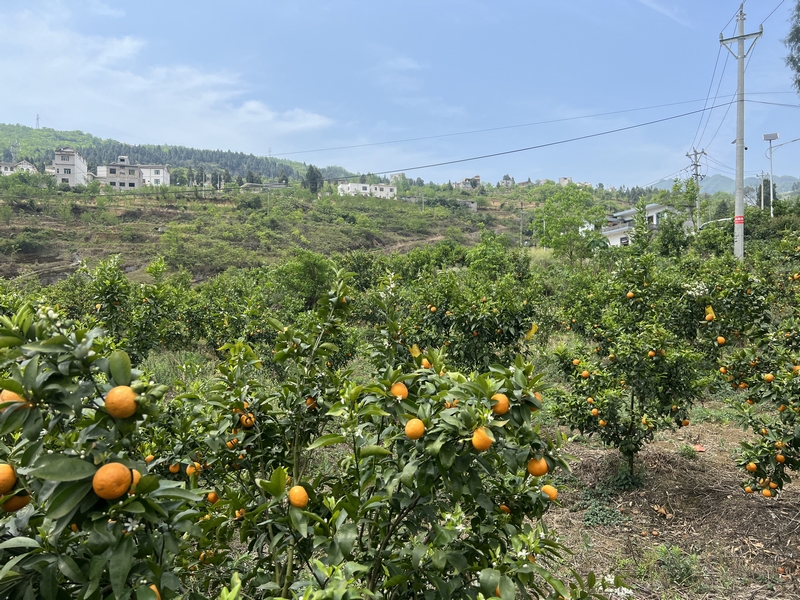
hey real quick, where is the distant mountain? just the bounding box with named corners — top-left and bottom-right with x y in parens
top-left (0, 123), bottom-right (353, 181)
top-left (653, 173), bottom-right (799, 195)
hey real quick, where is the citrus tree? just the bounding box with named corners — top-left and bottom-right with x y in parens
top-left (0, 303), bottom-right (205, 598)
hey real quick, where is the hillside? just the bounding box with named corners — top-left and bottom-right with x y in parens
top-left (0, 123), bottom-right (353, 181)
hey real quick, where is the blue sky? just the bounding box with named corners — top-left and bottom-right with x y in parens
top-left (1, 0), bottom-right (798, 188)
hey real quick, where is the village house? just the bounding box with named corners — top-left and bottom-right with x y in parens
top-left (45, 148), bottom-right (89, 186)
top-left (0, 160), bottom-right (37, 176)
top-left (337, 182), bottom-right (397, 199)
top-left (601, 204), bottom-right (693, 247)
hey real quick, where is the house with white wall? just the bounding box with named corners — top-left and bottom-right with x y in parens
top-left (601, 203), bottom-right (692, 247)
top-left (139, 165), bottom-right (170, 186)
top-left (338, 182), bottom-right (397, 199)
top-left (96, 156), bottom-right (143, 190)
top-left (46, 148), bottom-right (88, 186)
top-left (0, 160), bottom-right (36, 176)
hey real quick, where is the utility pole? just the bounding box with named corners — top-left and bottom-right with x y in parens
top-left (519, 200), bottom-right (524, 247)
top-left (760, 171), bottom-right (765, 210)
top-left (720, 4), bottom-right (762, 260)
top-left (35, 114), bottom-right (39, 129)
top-left (686, 147), bottom-right (706, 230)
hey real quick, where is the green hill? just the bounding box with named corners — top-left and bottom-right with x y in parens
top-left (0, 123), bottom-right (352, 181)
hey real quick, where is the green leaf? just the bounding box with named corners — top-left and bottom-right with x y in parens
top-left (0, 336), bottom-right (23, 349)
top-left (359, 445), bottom-right (392, 458)
top-left (0, 537), bottom-right (42, 550)
top-left (58, 555), bottom-right (87, 584)
top-left (479, 568), bottom-right (501, 596)
top-left (308, 434), bottom-right (346, 450)
top-left (0, 379), bottom-right (25, 395)
top-left (109, 535), bottom-right (134, 595)
top-left (358, 405), bottom-right (391, 418)
top-left (257, 467), bottom-right (288, 497)
top-left (109, 350), bottom-right (132, 386)
top-left (46, 480), bottom-right (93, 520)
top-left (335, 523), bottom-right (357, 557)
top-left (133, 475), bottom-right (159, 495)
top-left (29, 456), bottom-right (97, 482)
top-left (289, 506), bottom-right (308, 538)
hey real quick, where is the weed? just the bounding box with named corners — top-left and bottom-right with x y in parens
top-left (654, 545), bottom-right (699, 586)
top-left (678, 444), bottom-right (699, 460)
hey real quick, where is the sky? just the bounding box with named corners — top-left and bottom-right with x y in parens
top-left (1, 0), bottom-right (799, 188)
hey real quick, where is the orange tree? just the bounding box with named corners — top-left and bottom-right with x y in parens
top-left (154, 271), bottom-right (615, 598)
top-left (0, 303), bottom-right (204, 598)
top-left (553, 255), bottom-right (706, 478)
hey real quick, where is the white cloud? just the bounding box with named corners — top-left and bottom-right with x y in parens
top-left (0, 8), bottom-right (332, 152)
top-left (86, 0), bottom-right (125, 18)
top-left (634, 0), bottom-right (690, 27)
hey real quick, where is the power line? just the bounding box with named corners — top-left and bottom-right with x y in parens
top-left (690, 46), bottom-right (724, 151)
top-left (762, 0), bottom-right (786, 25)
top-left (366, 101), bottom-right (737, 177)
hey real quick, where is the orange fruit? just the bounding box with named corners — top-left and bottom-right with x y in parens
top-left (705, 313), bottom-right (714, 321)
top-left (572, 359), bottom-right (581, 366)
top-left (598, 420), bottom-right (607, 427)
top-left (681, 419), bottom-right (690, 427)
top-left (527, 457), bottom-right (549, 477)
top-left (305, 397), bottom-right (318, 410)
top-left (541, 485), bottom-right (558, 501)
top-left (770, 482), bottom-right (779, 489)
top-left (0, 464), bottom-right (17, 496)
top-left (405, 418), bottom-right (425, 440)
top-left (591, 408), bottom-right (599, 416)
top-left (92, 463), bottom-right (133, 500)
top-left (2, 491), bottom-right (31, 512)
top-left (744, 486), bottom-right (753, 494)
top-left (149, 584), bottom-right (161, 600)
top-left (471, 427), bottom-right (493, 451)
top-left (716, 336), bottom-right (725, 346)
top-left (421, 358), bottom-right (432, 369)
top-left (626, 291), bottom-right (634, 299)
top-left (169, 463), bottom-right (181, 474)
top-left (207, 491), bottom-right (219, 504)
top-left (144, 454), bottom-right (155, 464)
top-left (186, 462), bottom-right (201, 476)
top-left (499, 504), bottom-right (510, 514)
top-left (430, 306), bottom-right (436, 313)
top-left (105, 386), bottom-right (138, 419)
top-left (719, 367), bottom-right (727, 374)
top-left (746, 462), bottom-right (757, 473)
top-left (581, 370), bottom-right (590, 379)
top-left (762, 488), bottom-right (773, 497)
top-left (586, 397), bottom-right (594, 404)
top-left (777, 454), bottom-right (786, 463)
top-left (390, 382), bottom-right (408, 399)
top-left (765, 373), bottom-right (775, 383)
top-left (239, 413), bottom-right (256, 429)
top-left (288, 485), bottom-right (309, 508)
top-left (129, 469), bottom-right (142, 493)
top-left (226, 438), bottom-right (238, 449)
top-left (0, 389), bottom-right (24, 407)
top-left (648, 350), bottom-right (656, 358)
top-left (491, 393), bottom-right (510, 415)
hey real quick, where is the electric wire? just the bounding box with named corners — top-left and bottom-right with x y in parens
top-left (762, 0), bottom-right (786, 25)
top-left (689, 45), bottom-right (724, 151)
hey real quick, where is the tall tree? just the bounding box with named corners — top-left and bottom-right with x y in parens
top-left (786, 1), bottom-right (800, 92)
top-left (306, 165), bottom-right (324, 194)
top-left (534, 184), bottom-right (605, 264)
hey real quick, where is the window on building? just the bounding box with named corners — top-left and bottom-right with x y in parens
top-left (110, 168), bottom-right (117, 174)
top-left (154, 179), bottom-right (160, 185)
top-left (390, 187), bottom-right (395, 192)
top-left (129, 169), bottom-right (136, 176)
top-left (129, 183), bottom-right (135, 188)
top-left (620, 236), bottom-right (629, 246)
top-left (61, 178), bottom-right (69, 183)
top-left (61, 156), bottom-right (69, 161)
top-left (154, 170), bottom-right (160, 175)
top-left (380, 187), bottom-right (384, 191)
top-left (64, 168), bottom-right (71, 174)
top-left (110, 182), bottom-right (116, 186)
top-left (3, 166), bottom-right (7, 171)
top-left (362, 186), bottom-right (367, 191)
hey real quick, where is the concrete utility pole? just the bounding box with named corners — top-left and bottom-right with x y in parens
top-left (720, 4), bottom-right (762, 260)
top-left (760, 171), bottom-right (765, 210)
top-left (763, 133), bottom-right (778, 219)
top-left (686, 148), bottom-right (706, 230)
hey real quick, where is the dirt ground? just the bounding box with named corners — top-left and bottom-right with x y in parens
top-left (543, 412), bottom-right (800, 599)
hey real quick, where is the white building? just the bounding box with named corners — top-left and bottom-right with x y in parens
top-left (96, 156), bottom-right (142, 190)
top-left (455, 175), bottom-right (481, 191)
top-left (601, 204), bottom-right (693, 247)
top-left (558, 177), bottom-right (573, 187)
top-left (0, 160), bottom-right (36, 176)
top-left (338, 182), bottom-right (397, 199)
top-left (139, 165), bottom-right (170, 186)
top-left (47, 148), bottom-right (88, 186)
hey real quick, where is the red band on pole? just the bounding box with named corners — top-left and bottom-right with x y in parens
top-left (734, 215), bottom-right (744, 225)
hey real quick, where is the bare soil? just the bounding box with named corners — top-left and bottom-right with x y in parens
top-left (544, 415), bottom-right (800, 599)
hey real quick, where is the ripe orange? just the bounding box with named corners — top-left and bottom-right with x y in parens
top-left (581, 370), bottom-right (590, 379)
top-left (169, 463), bottom-right (181, 474)
top-left (207, 491), bottom-right (219, 504)
top-left (92, 463), bottom-right (133, 500)
top-left (421, 358), bottom-right (432, 369)
top-left (572, 359), bottom-right (581, 366)
top-left (716, 336), bottom-right (726, 346)
top-left (626, 291), bottom-right (634, 299)
top-left (527, 457), bottom-right (549, 477)
top-left (430, 306), bottom-right (436, 313)
top-left (226, 438), bottom-right (238, 449)
top-left (149, 584), bottom-right (161, 600)
top-left (239, 413), bottom-right (256, 429)
top-left (541, 485), bottom-right (558, 501)
top-left (471, 427), bottom-right (493, 451)
top-left (2, 491), bottom-right (31, 512)
top-left (591, 408), bottom-right (599, 416)
top-left (746, 462), bottom-right (757, 473)
top-left (0, 389), bottom-right (24, 406)
top-left (186, 462), bottom-right (201, 476)
top-left (405, 418), bottom-right (425, 440)
top-left (770, 481), bottom-right (778, 489)
top-left (105, 386), bottom-right (138, 419)
top-left (129, 469), bottom-right (142, 493)
top-left (390, 382), bottom-right (409, 399)
top-left (499, 504), bottom-right (511, 514)
top-left (794, 365), bottom-right (800, 374)
top-left (491, 393), bottom-right (510, 415)
top-left (586, 397), bottom-right (594, 404)
top-left (648, 350), bottom-right (656, 358)
top-left (144, 454), bottom-right (155, 464)
top-left (719, 367), bottom-right (727, 374)
top-left (777, 454), bottom-right (786, 463)
top-left (0, 464), bottom-right (17, 496)
top-left (705, 313), bottom-right (714, 321)
top-left (744, 486), bottom-right (753, 494)
top-left (762, 488), bottom-right (773, 498)
top-left (681, 419), bottom-right (690, 427)
top-left (765, 373), bottom-right (775, 383)
top-left (305, 397), bottom-right (318, 410)
top-left (599, 420), bottom-right (607, 427)
top-left (288, 485), bottom-right (309, 508)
